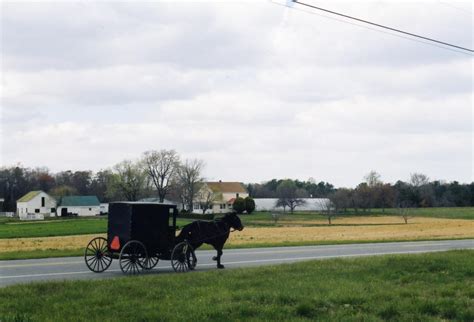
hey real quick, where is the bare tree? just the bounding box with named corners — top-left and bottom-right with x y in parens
top-left (397, 201), bottom-right (412, 224)
top-left (318, 199), bottom-right (335, 225)
top-left (111, 160), bottom-right (147, 201)
top-left (410, 173), bottom-right (429, 187)
top-left (142, 150), bottom-right (180, 203)
top-left (175, 159), bottom-right (204, 213)
top-left (330, 188), bottom-right (352, 213)
top-left (197, 185), bottom-right (220, 214)
top-left (375, 184), bottom-right (396, 212)
top-left (354, 183), bottom-right (373, 213)
top-left (364, 170), bottom-right (382, 187)
top-left (276, 180), bottom-right (307, 213)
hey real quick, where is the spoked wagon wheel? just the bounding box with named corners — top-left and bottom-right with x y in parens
top-left (119, 240), bottom-right (148, 275)
top-left (84, 237), bottom-right (112, 273)
top-left (144, 256), bottom-right (159, 270)
top-left (171, 241), bottom-right (196, 273)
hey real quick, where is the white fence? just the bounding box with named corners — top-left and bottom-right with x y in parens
top-left (20, 213), bottom-right (45, 221)
top-left (0, 212), bottom-right (15, 217)
top-left (254, 198), bottom-right (330, 212)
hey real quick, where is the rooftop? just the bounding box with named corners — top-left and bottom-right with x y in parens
top-left (206, 182), bottom-right (247, 194)
top-left (60, 196), bottom-right (100, 207)
top-left (17, 191), bottom-right (43, 202)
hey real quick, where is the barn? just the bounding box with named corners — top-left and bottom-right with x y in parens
top-left (57, 196), bottom-right (101, 217)
top-left (16, 191), bottom-right (57, 219)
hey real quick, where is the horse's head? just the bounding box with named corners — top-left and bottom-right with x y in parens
top-left (224, 212), bottom-right (244, 231)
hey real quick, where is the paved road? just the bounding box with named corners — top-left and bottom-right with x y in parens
top-left (1, 239), bottom-right (473, 287)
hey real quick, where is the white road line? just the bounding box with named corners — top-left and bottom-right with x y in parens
top-left (0, 248), bottom-right (463, 280)
top-left (0, 261), bottom-right (84, 268)
top-left (0, 270), bottom-right (109, 279)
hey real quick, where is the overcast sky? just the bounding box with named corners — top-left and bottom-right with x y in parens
top-left (1, 0), bottom-right (472, 187)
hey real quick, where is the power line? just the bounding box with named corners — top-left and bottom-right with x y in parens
top-left (292, 0), bottom-right (473, 53)
top-left (269, 0), bottom-right (472, 56)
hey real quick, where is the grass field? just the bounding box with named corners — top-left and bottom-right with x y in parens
top-left (0, 250), bottom-right (472, 321)
top-left (0, 216), bottom-right (194, 239)
top-left (1, 207), bottom-right (473, 240)
top-left (1, 216), bottom-right (473, 260)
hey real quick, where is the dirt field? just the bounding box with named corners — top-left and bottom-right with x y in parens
top-left (1, 216), bottom-right (473, 253)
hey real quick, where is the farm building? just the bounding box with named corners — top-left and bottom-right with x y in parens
top-left (193, 181), bottom-right (249, 214)
top-left (16, 191), bottom-right (57, 220)
top-left (254, 198), bottom-right (330, 212)
top-left (57, 196), bottom-right (101, 217)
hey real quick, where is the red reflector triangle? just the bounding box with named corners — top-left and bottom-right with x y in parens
top-left (110, 236), bottom-right (120, 250)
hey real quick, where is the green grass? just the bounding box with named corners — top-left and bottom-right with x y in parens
top-left (0, 217), bottom-right (107, 239)
top-left (0, 217), bottom-right (194, 239)
top-left (1, 250), bottom-right (473, 321)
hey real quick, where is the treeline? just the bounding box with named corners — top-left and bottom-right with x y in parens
top-left (0, 150), bottom-right (206, 212)
top-left (248, 172), bottom-right (474, 213)
top-left (247, 179), bottom-right (335, 198)
top-left (1, 158), bottom-right (473, 213)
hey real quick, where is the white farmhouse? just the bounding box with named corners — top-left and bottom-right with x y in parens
top-left (193, 181), bottom-right (249, 214)
top-left (16, 191), bottom-right (57, 219)
top-left (57, 196), bottom-right (101, 217)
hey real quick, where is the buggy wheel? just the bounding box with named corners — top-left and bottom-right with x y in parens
top-left (119, 240), bottom-right (148, 275)
top-left (84, 237), bottom-right (112, 273)
top-left (171, 241), bottom-right (196, 273)
top-left (144, 256), bottom-right (159, 270)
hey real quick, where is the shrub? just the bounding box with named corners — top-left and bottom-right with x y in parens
top-left (244, 197), bottom-right (255, 214)
top-left (232, 197), bottom-right (246, 214)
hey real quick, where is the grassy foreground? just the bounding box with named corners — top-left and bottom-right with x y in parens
top-left (1, 250), bottom-right (473, 321)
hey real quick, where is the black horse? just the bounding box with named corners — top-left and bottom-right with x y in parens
top-left (176, 212), bottom-right (244, 269)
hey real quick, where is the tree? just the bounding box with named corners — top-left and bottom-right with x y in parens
top-left (0, 165), bottom-right (32, 212)
top-left (244, 196), bottom-right (255, 214)
top-left (375, 184), bottom-right (396, 212)
top-left (330, 188), bottom-right (352, 213)
top-left (197, 185), bottom-right (220, 214)
top-left (49, 185), bottom-right (78, 198)
top-left (71, 171), bottom-right (92, 195)
top-left (89, 170), bottom-right (115, 202)
top-left (354, 183), bottom-right (373, 212)
top-left (110, 160), bottom-right (147, 201)
top-left (318, 198), bottom-right (335, 225)
top-left (364, 170), bottom-right (382, 187)
top-left (232, 197), bottom-right (245, 214)
top-left (276, 180), bottom-right (306, 213)
top-left (410, 173), bottom-right (429, 187)
top-left (397, 200), bottom-right (412, 224)
top-left (175, 159), bottom-right (204, 212)
top-left (33, 168), bottom-right (56, 192)
top-left (142, 149), bottom-right (180, 203)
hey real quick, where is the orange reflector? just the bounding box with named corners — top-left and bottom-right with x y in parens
top-left (110, 236), bottom-right (120, 250)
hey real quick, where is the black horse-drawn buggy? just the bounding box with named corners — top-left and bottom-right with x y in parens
top-left (84, 202), bottom-right (243, 274)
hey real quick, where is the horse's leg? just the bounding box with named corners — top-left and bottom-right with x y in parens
top-left (216, 248), bottom-right (224, 269)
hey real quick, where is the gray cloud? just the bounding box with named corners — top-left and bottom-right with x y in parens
top-left (1, 0), bottom-right (472, 186)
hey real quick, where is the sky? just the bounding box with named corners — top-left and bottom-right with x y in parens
top-left (1, 0), bottom-right (473, 187)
